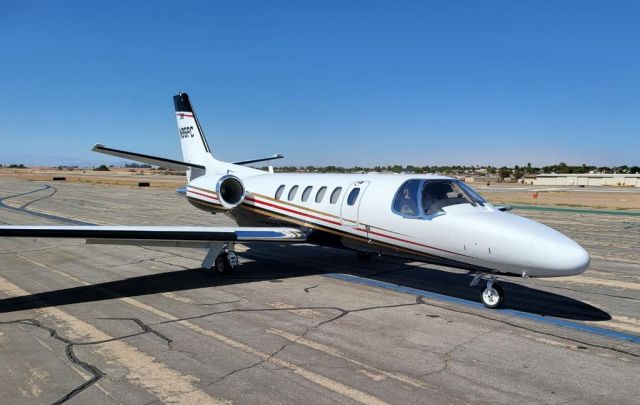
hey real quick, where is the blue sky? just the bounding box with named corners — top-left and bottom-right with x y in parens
top-left (0, 1), bottom-right (638, 167)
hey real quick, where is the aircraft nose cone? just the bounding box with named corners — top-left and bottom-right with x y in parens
top-left (565, 242), bottom-right (590, 275)
top-left (529, 232), bottom-right (590, 276)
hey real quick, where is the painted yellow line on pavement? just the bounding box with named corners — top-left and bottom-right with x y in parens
top-left (122, 296), bottom-right (389, 405)
top-left (16, 254), bottom-right (389, 405)
top-left (267, 328), bottom-right (432, 390)
top-left (0, 272), bottom-right (228, 405)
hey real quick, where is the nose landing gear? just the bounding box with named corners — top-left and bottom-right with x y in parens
top-left (481, 279), bottom-right (504, 308)
top-left (470, 273), bottom-right (505, 308)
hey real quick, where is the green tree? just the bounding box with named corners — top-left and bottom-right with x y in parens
top-left (498, 166), bottom-right (511, 179)
top-left (513, 165), bottom-right (524, 179)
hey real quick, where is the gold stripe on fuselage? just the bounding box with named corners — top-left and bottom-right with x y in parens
top-left (188, 189), bottom-right (469, 263)
top-left (187, 196), bottom-right (222, 211)
top-left (251, 192), bottom-right (407, 237)
top-left (241, 204), bottom-right (441, 261)
top-left (189, 185), bottom-right (218, 196)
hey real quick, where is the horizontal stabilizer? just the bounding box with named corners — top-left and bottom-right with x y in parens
top-left (233, 153), bottom-right (284, 165)
top-left (0, 225), bottom-right (306, 247)
top-left (92, 144), bottom-right (206, 171)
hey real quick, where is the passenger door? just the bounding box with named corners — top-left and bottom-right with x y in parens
top-left (340, 181), bottom-right (369, 227)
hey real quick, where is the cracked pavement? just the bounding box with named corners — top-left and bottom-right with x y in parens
top-left (0, 179), bottom-right (639, 404)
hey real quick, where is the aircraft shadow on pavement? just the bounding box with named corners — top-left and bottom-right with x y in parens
top-left (0, 244), bottom-right (611, 322)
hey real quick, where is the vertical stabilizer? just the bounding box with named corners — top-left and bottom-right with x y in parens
top-left (173, 92), bottom-right (216, 180)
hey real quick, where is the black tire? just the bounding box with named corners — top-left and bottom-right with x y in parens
top-left (356, 251), bottom-right (373, 261)
top-left (214, 253), bottom-right (234, 275)
top-left (481, 283), bottom-right (505, 308)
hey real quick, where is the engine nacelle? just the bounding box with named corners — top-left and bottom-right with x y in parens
top-left (187, 174), bottom-right (245, 210)
top-left (215, 174), bottom-right (245, 209)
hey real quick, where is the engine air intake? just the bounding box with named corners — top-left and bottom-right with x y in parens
top-left (216, 175), bottom-right (245, 209)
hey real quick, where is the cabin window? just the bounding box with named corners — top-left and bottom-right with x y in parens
top-left (288, 185), bottom-right (299, 201)
top-left (275, 185), bottom-right (285, 200)
top-left (346, 188), bottom-right (360, 206)
top-left (301, 186), bottom-right (313, 202)
top-left (330, 187), bottom-right (342, 204)
top-left (315, 186), bottom-right (327, 203)
top-left (392, 180), bottom-right (421, 216)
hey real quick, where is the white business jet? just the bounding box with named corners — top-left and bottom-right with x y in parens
top-left (0, 93), bottom-right (590, 308)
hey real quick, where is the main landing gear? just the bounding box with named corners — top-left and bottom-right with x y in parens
top-left (202, 242), bottom-right (239, 275)
top-left (470, 273), bottom-right (505, 308)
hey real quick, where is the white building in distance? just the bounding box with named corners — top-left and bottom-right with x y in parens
top-left (528, 174), bottom-right (640, 187)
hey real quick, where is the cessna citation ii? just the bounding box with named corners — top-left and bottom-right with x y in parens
top-left (0, 93), bottom-right (590, 308)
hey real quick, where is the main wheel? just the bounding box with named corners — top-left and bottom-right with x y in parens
top-left (481, 283), bottom-right (505, 308)
top-left (214, 253), bottom-right (234, 275)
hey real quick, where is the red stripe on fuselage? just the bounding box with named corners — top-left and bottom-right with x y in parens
top-left (244, 195), bottom-right (469, 258)
top-left (244, 196), bottom-right (342, 226)
top-left (356, 227), bottom-right (460, 255)
top-left (187, 188), bottom-right (219, 201)
top-left (183, 189), bottom-right (468, 259)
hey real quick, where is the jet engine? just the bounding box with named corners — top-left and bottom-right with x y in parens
top-left (215, 174), bottom-right (245, 209)
top-left (186, 173), bottom-right (246, 210)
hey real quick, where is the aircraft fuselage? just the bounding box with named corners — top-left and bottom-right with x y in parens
top-left (184, 172), bottom-right (590, 279)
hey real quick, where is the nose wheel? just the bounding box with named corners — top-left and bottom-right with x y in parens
top-left (481, 281), bottom-right (505, 308)
top-left (471, 273), bottom-right (505, 308)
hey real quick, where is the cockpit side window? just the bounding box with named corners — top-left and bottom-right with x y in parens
top-left (392, 180), bottom-right (421, 217)
top-left (421, 180), bottom-right (474, 215)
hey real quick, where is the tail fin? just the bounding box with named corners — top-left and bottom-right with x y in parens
top-left (173, 92), bottom-right (266, 180)
top-left (173, 92), bottom-right (216, 179)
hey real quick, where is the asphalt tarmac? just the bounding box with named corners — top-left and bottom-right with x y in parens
top-left (0, 179), bottom-right (638, 404)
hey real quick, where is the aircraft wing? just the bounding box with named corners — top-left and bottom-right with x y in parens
top-left (0, 225), bottom-right (306, 247)
top-left (92, 144), bottom-right (205, 171)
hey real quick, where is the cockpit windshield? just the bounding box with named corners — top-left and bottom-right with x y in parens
top-left (421, 180), bottom-right (475, 215)
top-left (392, 179), bottom-right (486, 217)
top-left (456, 181), bottom-right (487, 205)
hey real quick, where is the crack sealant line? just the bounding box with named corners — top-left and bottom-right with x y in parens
top-left (243, 248), bottom-right (640, 349)
top-left (0, 318), bottom-right (103, 405)
top-left (325, 273), bottom-right (640, 345)
top-left (0, 274), bottom-right (230, 405)
top-left (145, 292), bottom-right (447, 392)
top-left (14, 252), bottom-right (391, 405)
top-left (165, 236), bottom-right (640, 354)
top-left (266, 328), bottom-right (431, 389)
top-left (8, 187), bottom-right (638, 374)
top-left (113, 296), bottom-right (391, 405)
